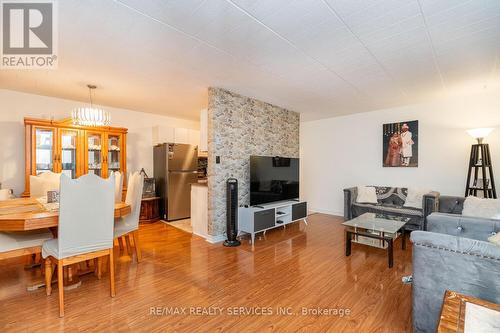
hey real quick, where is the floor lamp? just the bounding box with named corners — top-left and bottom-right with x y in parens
top-left (465, 128), bottom-right (497, 198)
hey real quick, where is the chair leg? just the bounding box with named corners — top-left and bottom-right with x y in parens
top-left (132, 230), bottom-right (141, 262)
top-left (118, 237), bottom-right (124, 251)
top-left (125, 235), bottom-right (132, 255)
top-left (45, 258), bottom-right (52, 296)
top-left (57, 262), bottom-right (64, 317)
top-left (96, 258), bottom-right (102, 280)
top-left (109, 250), bottom-right (116, 297)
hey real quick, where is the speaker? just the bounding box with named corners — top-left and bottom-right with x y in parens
top-left (224, 178), bottom-right (241, 247)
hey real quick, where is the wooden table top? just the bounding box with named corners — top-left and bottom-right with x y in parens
top-left (437, 290), bottom-right (500, 333)
top-left (0, 198), bottom-right (131, 231)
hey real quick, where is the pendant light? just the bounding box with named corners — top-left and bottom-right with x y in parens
top-left (72, 84), bottom-right (111, 126)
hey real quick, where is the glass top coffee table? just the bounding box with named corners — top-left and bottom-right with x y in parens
top-left (342, 213), bottom-right (410, 268)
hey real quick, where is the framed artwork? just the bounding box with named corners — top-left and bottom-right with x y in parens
top-left (383, 120), bottom-right (419, 167)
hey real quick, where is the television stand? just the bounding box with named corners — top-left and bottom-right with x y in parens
top-left (237, 201), bottom-right (307, 245)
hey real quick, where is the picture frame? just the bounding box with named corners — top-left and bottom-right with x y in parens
top-left (383, 120), bottom-right (419, 167)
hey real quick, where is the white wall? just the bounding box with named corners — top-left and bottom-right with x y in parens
top-left (300, 91), bottom-right (500, 216)
top-left (0, 89), bottom-right (199, 195)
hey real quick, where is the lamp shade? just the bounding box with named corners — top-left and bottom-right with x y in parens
top-left (466, 128), bottom-right (494, 140)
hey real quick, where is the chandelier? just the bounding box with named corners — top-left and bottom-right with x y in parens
top-left (72, 84), bottom-right (111, 126)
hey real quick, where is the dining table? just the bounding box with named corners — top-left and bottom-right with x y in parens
top-left (0, 197), bottom-right (131, 291)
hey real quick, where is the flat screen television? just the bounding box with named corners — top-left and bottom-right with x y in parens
top-left (250, 156), bottom-right (299, 206)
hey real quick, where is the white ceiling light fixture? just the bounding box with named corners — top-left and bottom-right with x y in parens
top-left (72, 84), bottom-right (111, 127)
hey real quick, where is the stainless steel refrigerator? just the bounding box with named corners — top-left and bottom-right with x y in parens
top-left (153, 143), bottom-right (198, 221)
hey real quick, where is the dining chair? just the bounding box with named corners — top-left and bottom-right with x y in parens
top-left (114, 171), bottom-right (123, 203)
top-left (42, 174), bottom-right (115, 317)
top-left (0, 230), bottom-right (53, 261)
top-left (30, 171), bottom-right (61, 198)
top-left (0, 190), bottom-right (53, 261)
top-left (0, 189), bottom-right (12, 201)
top-left (114, 171), bottom-right (143, 262)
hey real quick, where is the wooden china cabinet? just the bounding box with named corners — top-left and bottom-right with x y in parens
top-left (22, 117), bottom-right (127, 197)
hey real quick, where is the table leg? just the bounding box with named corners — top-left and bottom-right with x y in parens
top-left (345, 231), bottom-right (352, 256)
top-left (63, 265), bottom-right (82, 290)
top-left (388, 238), bottom-right (394, 268)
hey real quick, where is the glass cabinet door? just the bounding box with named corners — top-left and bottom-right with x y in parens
top-left (35, 128), bottom-right (55, 175)
top-left (60, 130), bottom-right (78, 178)
top-left (87, 132), bottom-right (103, 177)
top-left (107, 133), bottom-right (122, 173)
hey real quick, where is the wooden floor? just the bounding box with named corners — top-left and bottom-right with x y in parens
top-left (0, 214), bottom-right (413, 332)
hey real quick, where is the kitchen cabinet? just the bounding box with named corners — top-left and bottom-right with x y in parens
top-left (152, 126), bottom-right (174, 145)
top-left (174, 128), bottom-right (188, 144)
top-left (188, 129), bottom-right (200, 147)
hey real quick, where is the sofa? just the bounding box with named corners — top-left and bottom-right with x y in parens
top-left (411, 212), bottom-right (500, 333)
top-left (343, 186), bottom-right (439, 231)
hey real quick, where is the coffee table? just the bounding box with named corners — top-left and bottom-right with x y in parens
top-left (342, 213), bottom-right (409, 268)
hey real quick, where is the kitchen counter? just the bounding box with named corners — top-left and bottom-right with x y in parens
top-left (191, 182), bottom-right (208, 239)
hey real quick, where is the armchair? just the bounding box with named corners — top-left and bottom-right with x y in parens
top-left (410, 213), bottom-right (500, 333)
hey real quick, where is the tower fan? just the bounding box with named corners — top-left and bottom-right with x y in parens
top-left (224, 178), bottom-right (241, 247)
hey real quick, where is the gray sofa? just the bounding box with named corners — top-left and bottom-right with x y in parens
top-left (411, 212), bottom-right (500, 333)
top-left (344, 186), bottom-right (439, 231)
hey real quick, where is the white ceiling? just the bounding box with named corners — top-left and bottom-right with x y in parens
top-left (1, 0), bottom-right (499, 121)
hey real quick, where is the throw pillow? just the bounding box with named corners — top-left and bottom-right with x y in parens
top-left (356, 186), bottom-right (378, 204)
top-left (462, 196), bottom-right (500, 219)
top-left (488, 232), bottom-right (500, 246)
top-left (404, 188), bottom-right (431, 209)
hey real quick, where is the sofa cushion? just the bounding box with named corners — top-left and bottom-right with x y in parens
top-left (462, 196), bottom-right (500, 219)
top-left (352, 202), bottom-right (423, 217)
top-left (489, 232), bottom-right (500, 246)
top-left (356, 186), bottom-right (378, 204)
top-left (374, 187), bottom-right (407, 206)
top-left (404, 188), bottom-right (431, 209)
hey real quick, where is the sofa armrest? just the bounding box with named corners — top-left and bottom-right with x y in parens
top-left (343, 187), bottom-right (358, 220)
top-left (422, 191), bottom-right (439, 230)
top-left (427, 212), bottom-right (500, 241)
top-left (438, 195), bottom-right (465, 214)
top-left (410, 231), bottom-right (500, 333)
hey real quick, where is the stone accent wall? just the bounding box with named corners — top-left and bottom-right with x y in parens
top-left (207, 88), bottom-right (300, 236)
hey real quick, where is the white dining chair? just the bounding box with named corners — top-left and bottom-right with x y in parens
top-left (30, 171), bottom-right (61, 198)
top-left (0, 189), bottom-right (11, 201)
top-left (42, 174), bottom-right (115, 317)
top-left (0, 230), bottom-right (53, 261)
top-left (114, 171), bottom-right (123, 203)
top-left (1, 188), bottom-right (52, 266)
top-left (114, 171), bottom-right (143, 262)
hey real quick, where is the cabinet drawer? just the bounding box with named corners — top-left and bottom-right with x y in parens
top-left (254, 209), bottom-right (275, 232)
top-left (292, 202), bottom-right (307, 221)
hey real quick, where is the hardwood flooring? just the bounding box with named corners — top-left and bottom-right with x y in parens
top-left (0, 214), bottom-right (412, 332)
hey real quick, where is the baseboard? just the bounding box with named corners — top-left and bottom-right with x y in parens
top-left (308, 207), bottom-right (343, 217)
top-left (192, 231), bottom-right (207, 239)
top-left (191, 229), bottom-right (226, 244)
top-left (205, 234), bottom-right (226, 244)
